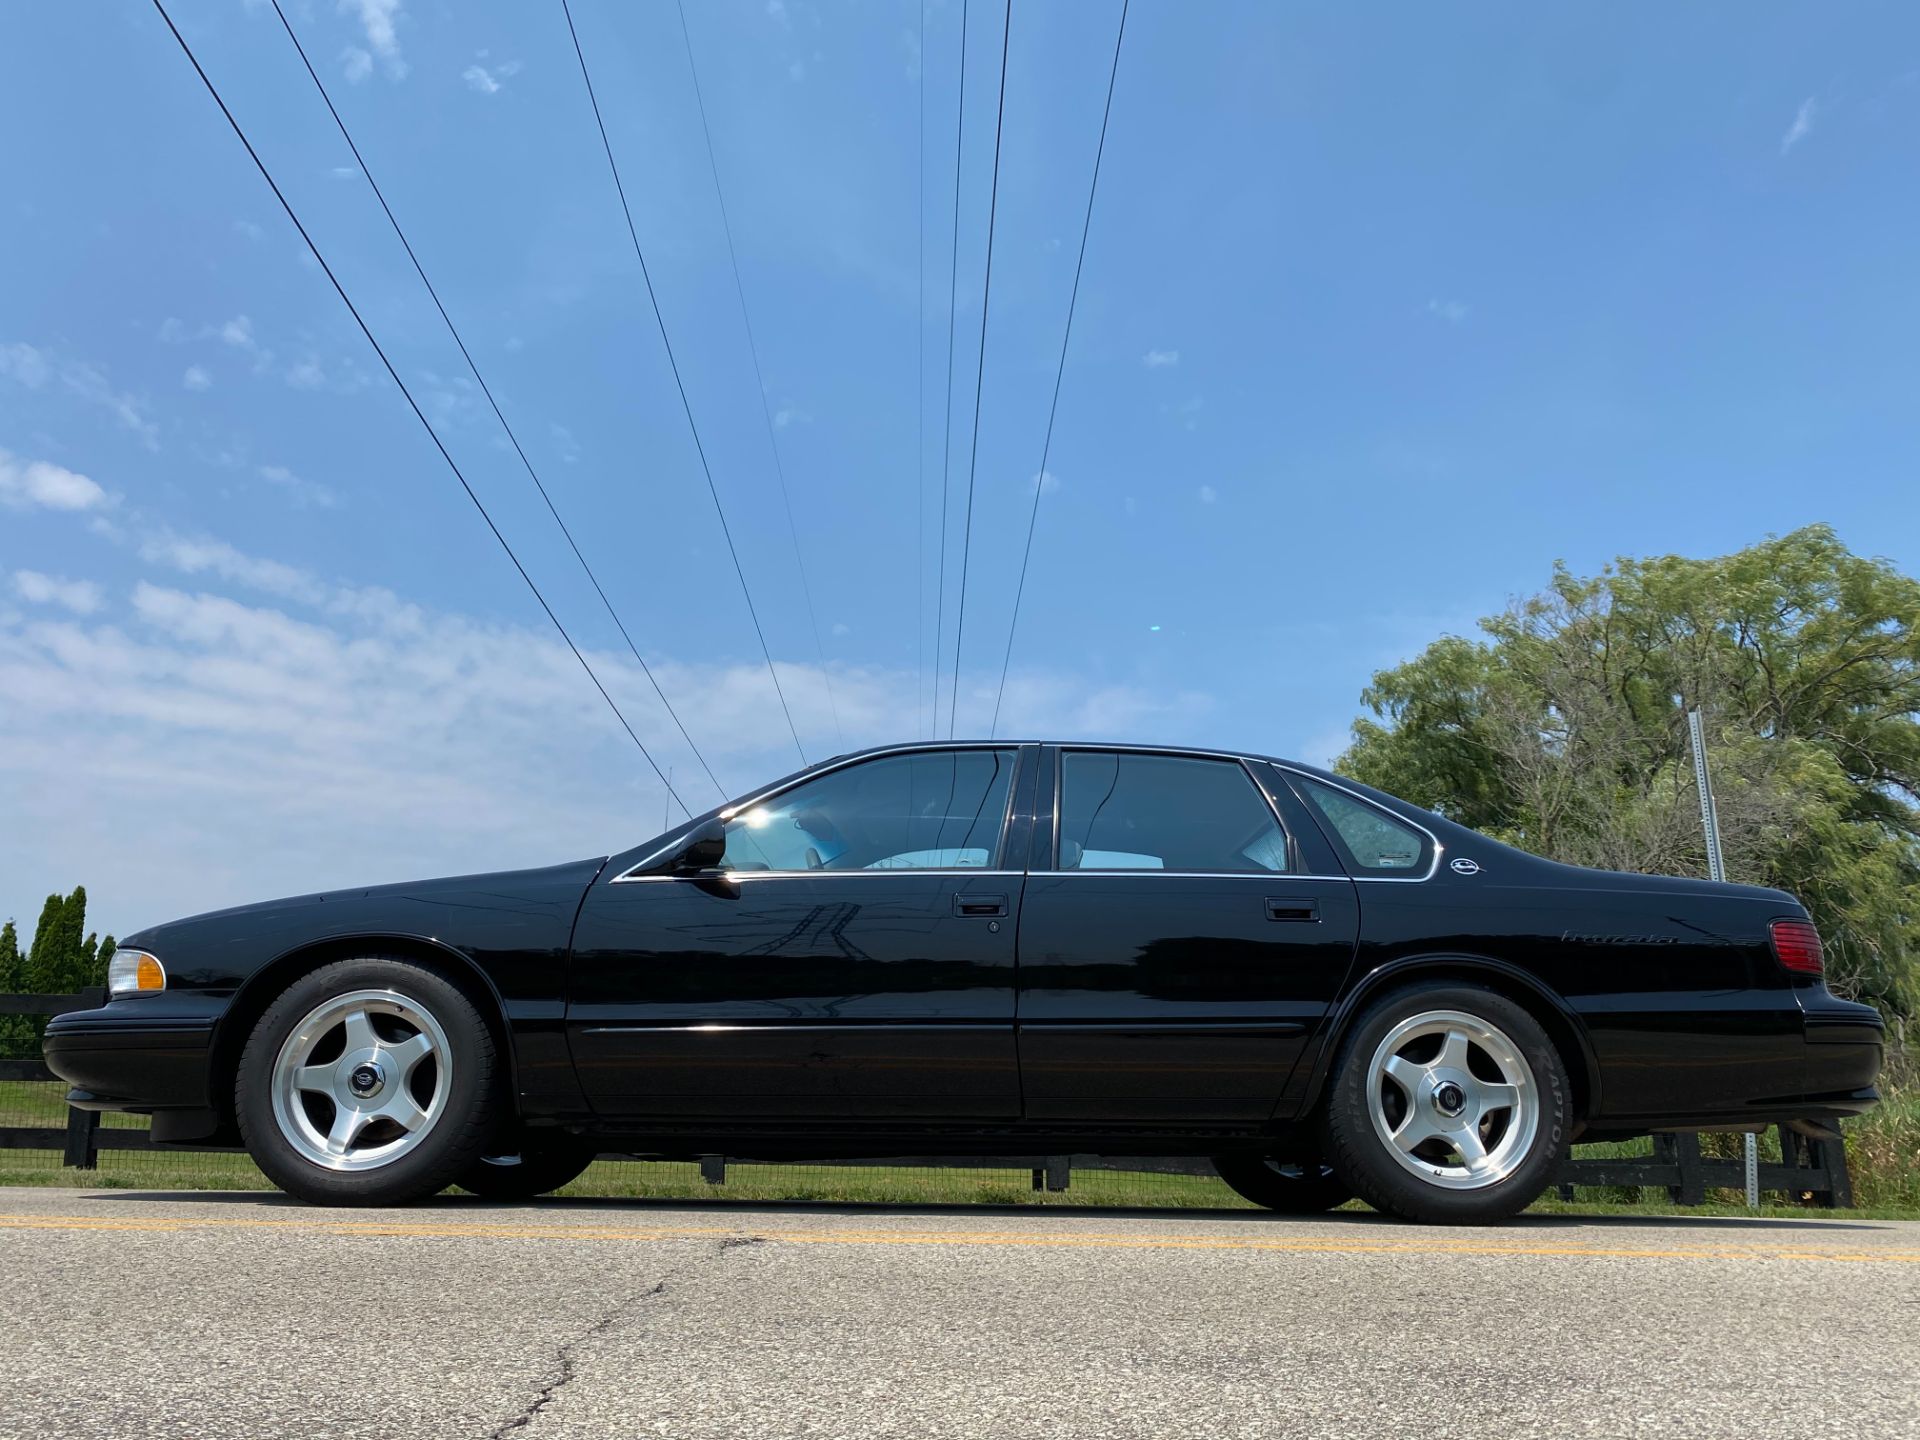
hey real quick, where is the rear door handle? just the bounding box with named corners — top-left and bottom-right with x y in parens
top-left (1265, 896), bottom-right (1319, 922)
top-left (955, 893), bottom-right (1010, 918)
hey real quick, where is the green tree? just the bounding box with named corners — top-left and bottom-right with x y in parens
top-left (1338, 526), bottom-right (1920, 1018)
top-left (0, 920), bottom-right (24, 1056)
top-left (21, 886), bottom-right (115, 996)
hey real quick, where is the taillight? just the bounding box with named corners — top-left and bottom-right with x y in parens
top-left (1770, 919), bottom-right (1824, 975)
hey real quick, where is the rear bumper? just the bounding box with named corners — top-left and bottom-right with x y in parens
top-left (42, 1008), bottom-right (215, 1114)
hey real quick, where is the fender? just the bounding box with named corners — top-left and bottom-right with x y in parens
top-left (1281, 952), bottom-right (1603, 1127)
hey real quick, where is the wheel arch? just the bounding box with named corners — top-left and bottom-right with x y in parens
top-left (1300, 954), bottom-right (1601, 1131)
top-left (208, 933), bottom-right (519, 1133)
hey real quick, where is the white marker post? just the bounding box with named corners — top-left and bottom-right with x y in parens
top-left (1688, 705), bottom-right (1760, 1207)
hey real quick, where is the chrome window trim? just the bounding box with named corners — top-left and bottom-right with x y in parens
top-left (611, 868), bottom-right (1026, 885)
top-left (1026, 870), bottom-right (1353, 881)
top-left (613, 743), bottom-right (1023, 882)
top-left (1272, 764), bottom-right (1443, 883)
top-left (1044, 745), bottom-right (1343, 881)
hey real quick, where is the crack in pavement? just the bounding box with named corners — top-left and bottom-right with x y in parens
top-left (487, 1233), bottom-right (766, 1438)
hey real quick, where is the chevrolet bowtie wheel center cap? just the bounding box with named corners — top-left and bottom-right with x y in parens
top-left (348, 1062), bottom-right (385, 1100)
top-left (1432, 1080), bottom-right (1467, 1118)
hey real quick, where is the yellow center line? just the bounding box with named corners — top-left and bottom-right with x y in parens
top-left (1, 1213), bottom-right (1915, 1263)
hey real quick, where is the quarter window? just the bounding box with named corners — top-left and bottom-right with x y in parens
top-left (722, 749), bottom-right (1016, 872)
top-left (1056, 752), bottom-right (1292, 873)
top-left (1296, 777), bottom-right (1431, 875)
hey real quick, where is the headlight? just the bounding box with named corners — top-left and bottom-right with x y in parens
top-left (107, 948), bottom-right (166, 997)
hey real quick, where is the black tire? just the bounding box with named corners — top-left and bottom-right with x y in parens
top-left (235, 956), bottom-right (500, 1206)
top-left (1320, 982), bottom-right (1569, 1224)
top-left (455, 1140), bottom-right (597, 1201)
top-left (1211, 1152), bottom-right (1355, 1213)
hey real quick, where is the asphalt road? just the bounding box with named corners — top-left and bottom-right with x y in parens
top-left (1, 1188), bottom-right (1916, 1439)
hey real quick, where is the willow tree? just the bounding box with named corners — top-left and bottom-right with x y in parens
top-left (1338, 526), bottom-right (1920, 1018)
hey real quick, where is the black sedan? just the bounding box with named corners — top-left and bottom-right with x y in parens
top-left (45, 742), bottom-right (1883, 1222)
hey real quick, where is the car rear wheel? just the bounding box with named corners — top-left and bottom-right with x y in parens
top-left (1321, 983), bottom-right (1568, 1224)
top-left (1211, 1152), bottom-right (1354, 1213)
top-left (455, 1139), bottom-right (597, 1200)
top-left (236, 957), bottom-right (499, 1206)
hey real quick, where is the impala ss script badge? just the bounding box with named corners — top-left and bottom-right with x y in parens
top-left (1449, 857), bottom-right (1482, 875)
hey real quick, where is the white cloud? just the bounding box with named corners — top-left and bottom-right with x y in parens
top-left (0, 451), bottom-right (110, 512)
top-left (462, 64), bottom-right (501, 95)
top-left (233, 219), bottom-right (265, 241)
top-left (1425, 298), bottom-right (1468, 323)
top-left (0, 342), bottom-right (53, 388)
top-left (257, 464), bottom-right (338, 509)
top-left (343, 0), bottom-right (406, 80)
top-left (1029, 469), bottom-right (1061, 495)
top-left (136, 530), bottom-right (328, 605)
top-left (341, 46), bottom-right (373, 83)
top-left (1142, 349), bottom-right (1180, 368)
top-left (773, 404), bottom-right (811, 429)
top-left (1197, 484), bottom-right (1218, 504)
top-left (330, 165), bottom-right (362, 180)
top-left (0, 342), bottom-right (158, 449)
top-left (182, 365), bottom-right (212, 392)
top-left (1781, 97), bottom-right (1816, 155)
top-left (0, 528), bottom-right (1213, 937)
top-left (550, 423), bottom-right (581, 464)
top-left (11, 571), bottom-right (102, 615)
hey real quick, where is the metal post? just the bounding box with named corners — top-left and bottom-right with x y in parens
top-left (1690, 707), bottom-right (1757, 1202)
top-left (1686, 706), bottom-right (1725, 883)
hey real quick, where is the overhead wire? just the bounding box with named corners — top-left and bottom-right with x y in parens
top-left (267, 0), bottom-right (727, 805)
top-left (916, 0), bottom-right (928, 740)
top-left (932, 0), bottom-right (970, 740)
top-left (944, 0), bottom-right (1013, 740)
top-left (672, 0), bottom-right (843, 749)
top-left (560, 0), bottom-right (809, 766)
top-left (989, 0), bottom-right (1129, 739)
top-left (149, 0), bottom-right (691, 816)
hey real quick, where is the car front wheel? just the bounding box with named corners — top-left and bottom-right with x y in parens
top-left (235, 956), bottom-right (499, 1206)
top-left (1321, 983), bottom-right (1568, 1224)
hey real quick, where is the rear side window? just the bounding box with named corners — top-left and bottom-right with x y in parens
top-left (1295, 777), bottom-right (1432, 876)
top-left (1057, 752), bottom-right (1291, 873)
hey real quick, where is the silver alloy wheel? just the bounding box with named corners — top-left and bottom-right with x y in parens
top-left (268, 988), bottom-right (452, 1172)
top-left (1364, 1008), bottom-right (1539, 1191)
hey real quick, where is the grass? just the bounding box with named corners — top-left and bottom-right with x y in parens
top-left (3, 1079), bottom-right (1914, 1219)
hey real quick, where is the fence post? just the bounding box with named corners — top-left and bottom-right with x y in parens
top-left (1672, 1133), bottom-right (1706, 1205)
top-left (699, 1154), bottom-right (727, 1186)
top-left (63, 1105), bottom-right (99, 1170)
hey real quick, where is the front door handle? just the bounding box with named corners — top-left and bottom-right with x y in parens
top-left (1265, 896), bottom-right (1319, 922)
top-left (955, 893), bottom-right (1010, 919)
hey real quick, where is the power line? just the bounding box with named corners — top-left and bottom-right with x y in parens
top-left (560, 0), bottom-right (808, 767)
top-left (673, 0), bottom-right (842, 750)
top-left (268, 0), bottom-right (726, 807)
top-left (916, 0), bottom-right (928, 742)
top-left (148, 0), bottom-right (689, 816)
top-left (933, 0), bottom-right (971, 739)
top-left (945, 0), bottom-right (1012, 740)
top-left (990, 0), bottom-right (1129, 739)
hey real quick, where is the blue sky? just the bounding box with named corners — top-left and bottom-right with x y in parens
top-left (4, 1), bottom-right (1919, 938)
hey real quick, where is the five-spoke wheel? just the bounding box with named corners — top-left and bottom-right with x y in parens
top-left (269, 990), bottom-right (451, 1171)
top-left (1322, 983), bottom-right (1568, 1223)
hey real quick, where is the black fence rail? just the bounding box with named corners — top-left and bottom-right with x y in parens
top-left (0, 990), bottom-right (1853, 1206)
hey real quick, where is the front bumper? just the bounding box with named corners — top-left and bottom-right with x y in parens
top-left (42, 1004), bottom-right (217, 1114)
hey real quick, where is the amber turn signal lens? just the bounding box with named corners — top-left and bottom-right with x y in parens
top-left (107, 948), bottom-right (167, 997)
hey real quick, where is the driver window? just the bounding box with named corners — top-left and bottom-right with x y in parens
top-left (1057, 751), bottom-right (1292, 874)
top-left (722, 749), bottom-right (1017, 873)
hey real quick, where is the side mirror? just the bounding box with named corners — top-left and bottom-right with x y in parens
top-left (666, 816), bottom-right (728, 875)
